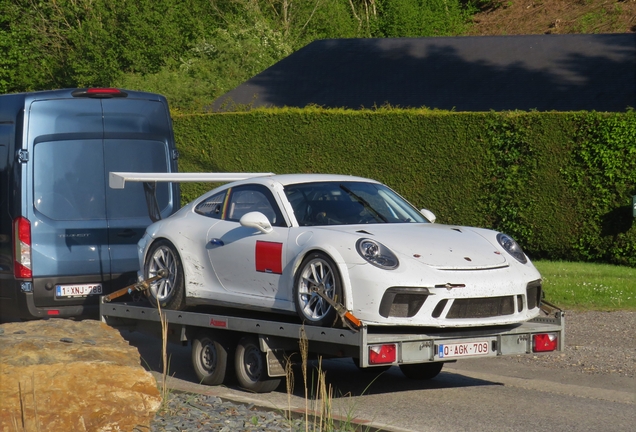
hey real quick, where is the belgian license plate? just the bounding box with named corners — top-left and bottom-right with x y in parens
top-left (55, 283), bottom-right (103, 298)
top-left (438, 340), bottom-right (490, 359)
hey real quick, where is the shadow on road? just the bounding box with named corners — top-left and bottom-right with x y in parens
top-left (120, 330), bottom-right (501, 399)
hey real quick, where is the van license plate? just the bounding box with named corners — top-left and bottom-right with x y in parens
top-left (438, 341), bottom-right (490, 359)
top-left (55, 284), bottom-right (103, 298)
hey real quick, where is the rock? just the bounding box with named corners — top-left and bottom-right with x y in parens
top-left (0, 319), bottom-right (162, 431)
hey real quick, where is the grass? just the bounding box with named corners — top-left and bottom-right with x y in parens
top-left (534, 260), bottom-right (636, 311)
top-left (287, 327), bottom-right (371, 432)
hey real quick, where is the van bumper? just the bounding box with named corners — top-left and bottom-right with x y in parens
top-left (0, 285), bottom-right (99, 320)
top-left (19, 291), bottom-right (100, 319)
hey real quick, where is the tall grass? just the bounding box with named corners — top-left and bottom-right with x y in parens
top-left (285, 327), bottom-right (369, 432)
top-left (535, 260), bottom-right (636, 311)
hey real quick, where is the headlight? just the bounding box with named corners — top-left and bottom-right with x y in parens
top-left (356, 238), bottom-right (399, 270)
top-left (496, 233), bottom-right (528, 264)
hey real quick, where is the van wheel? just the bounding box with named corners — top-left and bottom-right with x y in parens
top-left (234, 335), bottom-right (281, 393)
top-left (145, 240), bottom-right (185, 310)
top-left (293, 252), bottom-right (342, 327)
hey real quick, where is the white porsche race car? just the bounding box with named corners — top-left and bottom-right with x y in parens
top-left (138, 174), bottom-right (543, 328)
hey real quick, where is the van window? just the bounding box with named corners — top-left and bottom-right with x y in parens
top-left (33, 140), bottom-right (106, 220)
top-left (33, 139), bottom-right (170, 221)
top-left (105, 139), bottom-right (169, 219)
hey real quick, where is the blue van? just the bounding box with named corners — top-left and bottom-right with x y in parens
top-left (0, 88), bottom-right (179, 320)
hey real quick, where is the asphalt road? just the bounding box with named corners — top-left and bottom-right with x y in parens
top-left (122, 328), bottom-right (635, 432)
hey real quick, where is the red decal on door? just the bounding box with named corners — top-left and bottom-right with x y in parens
top-left (255, 241), bottom-right (283, 274)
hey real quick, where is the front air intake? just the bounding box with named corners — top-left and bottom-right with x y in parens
top-left (446, 296), bottom-right (515, 319)
top-left (379, 287), bottom-right (429, 318)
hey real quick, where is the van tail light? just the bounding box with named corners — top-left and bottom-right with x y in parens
top-left (533, 333), bottom-right (558, 352)
top-left (13, 217), bottom-right (32, 279)
top-left (71, 88), bottom-right (128, 98)
top-left (368, 344), bottom-right (397, 365)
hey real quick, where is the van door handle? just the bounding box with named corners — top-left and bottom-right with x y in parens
top-left (117, 229), bottom-right (136, 238)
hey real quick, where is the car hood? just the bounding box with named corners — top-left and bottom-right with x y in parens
top-left (325, 223), bottom-right (508, 270)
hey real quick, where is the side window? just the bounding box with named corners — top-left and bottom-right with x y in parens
top-left (195, 191), bottom-right (226, 219)
top-left (226, 185), bottom-right (285, 227)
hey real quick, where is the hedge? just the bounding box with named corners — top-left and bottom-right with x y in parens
top-left (173, 108), bottom-right (636, 267)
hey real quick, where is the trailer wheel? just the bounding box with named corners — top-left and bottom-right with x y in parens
top-left (191, 331), bottom-right (233, 386)
top-left (234, 335), bottom-right (281, 393)
top-left (399, 362), bottom-right (444, 380)
top-left (293, 252), bottom-right (342, 327)
top-left (145, 240), bottom-right (185, 310)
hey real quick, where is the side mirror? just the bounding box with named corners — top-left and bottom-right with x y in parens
top-left (240, 211), bottom-right (273, 234)
top-left (420, 209), bottom-right (436, 223)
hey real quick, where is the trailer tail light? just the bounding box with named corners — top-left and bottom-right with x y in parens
top-left (71, 88), bottom-right (128, 98)
top-left (533, 333), bottom-right (558, 352)
top-left (369, 344), bottom-right (397, 365)
top-left (13, 217), bottom-right (32, 279)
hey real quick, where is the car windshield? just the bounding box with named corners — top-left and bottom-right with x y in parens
top-left (284, 181), bottom-right (429, 226)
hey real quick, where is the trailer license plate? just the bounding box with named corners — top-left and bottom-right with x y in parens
top-left (438, 341), bottom-right (490, 359)
top-left (55, 284), bottom-right (103, 298)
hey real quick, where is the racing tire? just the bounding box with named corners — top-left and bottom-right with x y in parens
top-left (234, 335), bottom-right (281, 393)
top-left (191, 331), bottom-right (234, 386)
top-left (398, 362), bottom-right (444, 380)
top-left (144, 239), bottom-right (186, 310)
top-left (293, 252), bottom-right (343, 327)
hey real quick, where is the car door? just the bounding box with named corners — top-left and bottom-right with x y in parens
top-left (205, 184), bottom-right (289, 301)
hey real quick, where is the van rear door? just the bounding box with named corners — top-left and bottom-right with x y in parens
top-left (29, 98), bottom-right (111, 305)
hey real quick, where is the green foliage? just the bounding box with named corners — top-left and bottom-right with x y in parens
top-left (0, 0), bottom-right (218, 92)
top-left (375, 0), bottom-right (472, 37)
top-left (174, 109), bottom-right (492, 229)
top-left (173, 109), bottom-right (636, 267)
top-left (483, 113), bottom-right (535, 244)
top-left (563, 112), bottom-right (636, 266)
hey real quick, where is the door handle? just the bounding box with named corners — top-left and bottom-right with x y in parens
top-left (117, 229), bottom-right (136, 238)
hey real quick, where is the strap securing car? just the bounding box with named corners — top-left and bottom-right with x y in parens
top-left (311, 285), bottom-right (362, 331)
top-left (103, 269), bottom-right (167, 302)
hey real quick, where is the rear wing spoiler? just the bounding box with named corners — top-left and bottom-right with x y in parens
top-left (109, 171), bottom-right (274, 222)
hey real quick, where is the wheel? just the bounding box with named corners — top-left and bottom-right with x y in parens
top-left (191, 331), bottom-right (233, 386)
top-left (234, 335), bottom-right (281, 393)
top-left (293, 252), bottom-right (343, 327)
top-left (144, 239), bottom-right (186, 310)
top-left (399, 362), bottom-right (444, 380)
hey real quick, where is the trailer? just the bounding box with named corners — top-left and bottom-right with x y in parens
top-left (100, 296), bottom-right (564, 393)
top-left (101, 171), bottom-right (565, 393)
